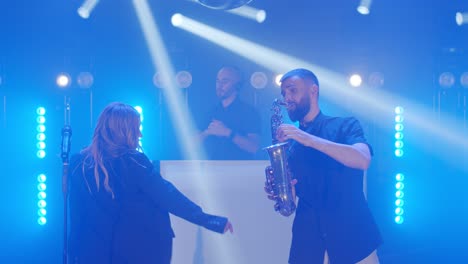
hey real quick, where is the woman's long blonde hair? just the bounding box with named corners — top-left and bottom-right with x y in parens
top-left (81, 102), bottom-right (142, 197)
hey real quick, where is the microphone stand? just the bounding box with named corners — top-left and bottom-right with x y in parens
top-left (61, 97), bottom-right (72, 264)
top-left (62, 143), bottom-right (69, 264)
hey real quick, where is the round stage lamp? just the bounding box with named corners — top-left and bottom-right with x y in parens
top-left (77, 72), bottom-right (94, 89)
top-left (176, 71), bottom-right (193, 89)
top-left (438, 72), bottom-right (455, 89)
top-left (460, 72), bottom-right (468, 88)
top-left (250, 71), bottom-right (268, 89)
top-left (153, 72), bottom-right (165, 89)
top-left (56, 73), bottom-right (71, 88)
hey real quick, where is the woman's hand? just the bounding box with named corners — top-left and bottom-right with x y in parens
top-left (224, 221), bottom-right (234, 234)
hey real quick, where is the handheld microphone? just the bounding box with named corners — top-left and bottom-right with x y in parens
top-left (61, 125), bottom-right (72, 161)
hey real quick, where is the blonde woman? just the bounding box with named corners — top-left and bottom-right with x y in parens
top-left (68, 102), bottom-right (233, 264)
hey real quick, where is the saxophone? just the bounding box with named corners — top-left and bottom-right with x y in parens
top-left (263, 99), bottom-right (296, 217)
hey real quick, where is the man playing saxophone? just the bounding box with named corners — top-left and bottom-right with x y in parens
top-left (265, 68), bottom-right (382, 264)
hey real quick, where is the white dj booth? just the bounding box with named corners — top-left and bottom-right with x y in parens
top-left (160, 160), bottom-right (294, 264)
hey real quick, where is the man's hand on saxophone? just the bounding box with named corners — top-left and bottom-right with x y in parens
top-left (264, 166), bottom-right (298, 212)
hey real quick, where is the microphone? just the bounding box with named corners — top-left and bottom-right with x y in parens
top-left (61, 125), bottom-right (72, 161)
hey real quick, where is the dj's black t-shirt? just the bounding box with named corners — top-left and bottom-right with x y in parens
top-left (200, 98), bottom-right (261, 160)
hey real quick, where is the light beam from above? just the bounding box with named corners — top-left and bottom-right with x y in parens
top-left (77, 0), bottom-right (100, 19)
top-left (133, 4), bottom-right (233, 262)
top-left (357, 0), bottom-right (372, 15)
top-left (132, 1), bottom-right (203, 161)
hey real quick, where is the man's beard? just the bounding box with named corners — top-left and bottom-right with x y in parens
top-left (216, 90), bottom-right (224, 99)
top-left (287, 96), bottom-right (310, 122)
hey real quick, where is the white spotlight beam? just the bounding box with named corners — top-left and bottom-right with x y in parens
top-left (132, 6), bottom-right (235, 258)
top-left (357, 0), bottom-right (372, 15)
top-left (132, 7), bottom-right (231, 262)
top-left (227, 5), bottom-right (266, 23)
top-left (77, 0), bottom-right (100, 19)
top-left (173, 14), bottom-right (468, 171)
top-left (456, 12), bottom-right (468, 26)
top-left (132, 0), bottom-right (204, 161)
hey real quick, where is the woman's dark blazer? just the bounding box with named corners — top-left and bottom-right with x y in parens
top-left (68, 151), bottom-right (227, 264)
